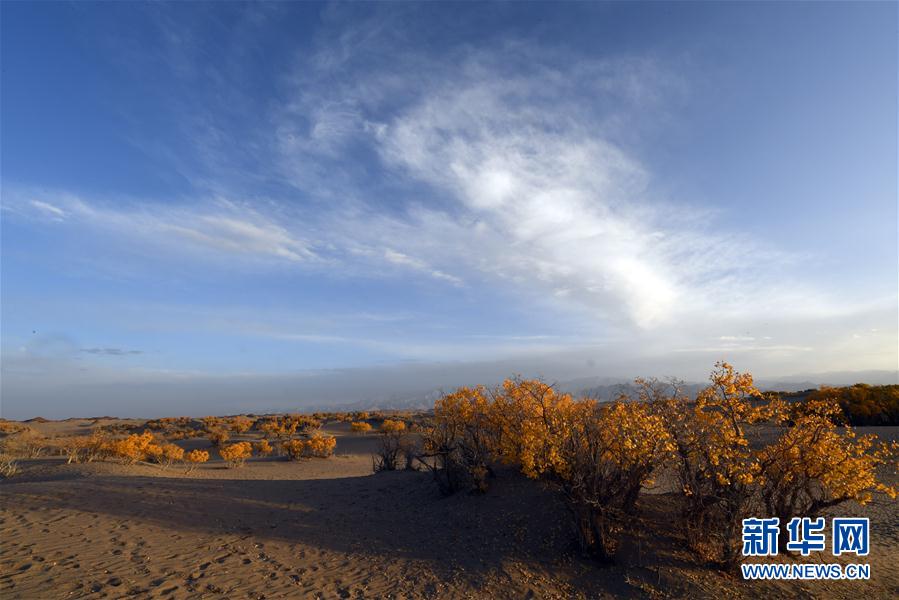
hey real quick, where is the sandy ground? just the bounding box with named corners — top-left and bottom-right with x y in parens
top-left (1, 420), bottom-right (897, 599)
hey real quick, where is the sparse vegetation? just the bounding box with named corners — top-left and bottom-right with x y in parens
top-left (2, 372), bottom-right (892, 577)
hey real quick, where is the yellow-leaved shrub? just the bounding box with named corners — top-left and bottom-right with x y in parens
top-left (219, 441), bottom-right (252, 468)
top-left (350, 421), bottom-right (372, 433)
top-left (252, 439), bottom-right (273, 456)
top-left (282, 433), bottom-right (337, 460)
top-left (184, 449), bottom-right (210, 473)
top-left (420, 362), bottom-right (897, 567)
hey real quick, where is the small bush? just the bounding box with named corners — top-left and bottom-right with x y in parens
top-left (350, 421), bottom-right (372, 434)
top-left (283, 433), bottom-right (337, 460)
top-left (145, 443), bottom-right (164, 463)
top-left (4, 431), bottom-right (49, 458)
top-left (304, 432), bottom-right (337, 458)
top-left (108, 432), bottom-right (158, 465)
top-left (0, 420), bottom-right (28, 435)
top-left (252, 439), bottom-right (273, 456)
top-left (184, 449), bottom-right (210, 473)
top-left (229, 416), bottom-right (253, 433)
top-left (219, 442), bottom-right (252, 468)
top-left (156, 443), bottom-right (184, 469)
top-left (207, 429), bottom-right (230, 447)
top-left (759, 393), bottom-right (898, 551)
top-left (655, 363), bottom-right (773, 568)
top-left (58, 436), bottom-right (88, 464)
top-left (421, 386), bottom-right (493, 494)
top-left (256, 415), bottom-right (320, 444)
top-left (0, 455), bottom-right (19, 479)
top-left (282, 439), bottom-right (306, 460)
top-left (374, 419), bottom-right (408, 472)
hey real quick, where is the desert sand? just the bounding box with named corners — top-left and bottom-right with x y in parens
top-left (1, 420), bottom-right (897, 599)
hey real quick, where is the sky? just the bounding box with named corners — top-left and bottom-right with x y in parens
top-left (2, 2), bottom-right (897, 419)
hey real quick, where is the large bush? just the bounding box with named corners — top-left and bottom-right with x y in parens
top-left (421, 363), bottom-right (897, 568)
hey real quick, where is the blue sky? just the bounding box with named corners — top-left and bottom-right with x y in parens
top-left (2, 2), bottom-right (896, 418)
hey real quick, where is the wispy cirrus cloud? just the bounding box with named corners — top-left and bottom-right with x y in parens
top-left (1, 37), bottom-right (857, 331)
top-left (382, 249), bottom-right (463, 286)
top-left (80, 347), bottom-right (144, 356)
top-left (6, 191), bottom-right (317, 265)
top-left (4, 7), bottom-right (895, 377)
top-left (267, 38), bottom-right (804, 329)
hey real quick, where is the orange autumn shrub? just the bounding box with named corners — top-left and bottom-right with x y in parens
top-left (648, 362), bottom-right (899, 568)
top-left (380, 419), bottom-right (406, 434)
top-left (257, 417), bottom-right (290, 441)
top-left (252, 439), bottom-right (273, 456)
top-left (758, 391), bottom-right (898, 550)
top-left (422, 386), bottom-right (493, 493)
top-left (282, 439), bottom-right (306, 460)
top-left (219, 441), bottom-right (252, 468)
top-left (145, 442), bottom-right (164, 463)
top-left (108, 432), bottom-right (158, 465)
top-left (304, 432), bottom-right (336, 458)
top-left (200, 416), bottom-right (223, 430)
top-left (283, 433), bottom-right (337, 460)
top-left (655, 362), bottom-right (776, 567)
top-left (156, 443), bottom-right (184, 469)
top-left (229, 416), bottom-right (254, 434)
top-left (350, 421), bottom-right (372, 433)
top-left (420, 364), bottom-right (899, 566)
top-left (184, 449), bottom-right (210, 473)
top-left (465, 378), bottom-right (672, 560)
top-left (207, 429), bottom-right (230, 447)
top-left (256, 415), bottom-right (319, 443)
top-left (554, 399), bottom-right (673, 561)
top-left (0, 420), bottom-right (29, 435)
top-left (488, 378), bottom-right (579, 478)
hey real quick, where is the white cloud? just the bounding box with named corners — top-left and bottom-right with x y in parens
top-left (364, 66), bottom-right (788, 328)
top-left (30, 199), bottom-right (66, 220)
top-left (4, 24), bottom-right (895, 375)
top-left (158, 213), bottom-right (314, 262)
top-left (256, 35), bottom-right (831, 330)
top-left (12, 191), bottom-right (316, 264)
top-left (383, 249), bottom-right (463, 285)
